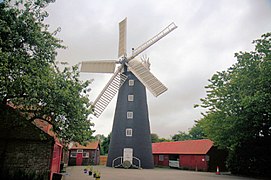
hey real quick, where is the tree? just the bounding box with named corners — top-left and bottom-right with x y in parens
top-left (171, 131), bottom-right (191, 141)
top-left (189, 123), bottom-right (206, 140)
top-left (171, 124), bottom-right (205, 141)
top-left (95, 134), bottom-right (105, 142)
top-left (158, 137), bottom-right (171, 142)
top-left (94, 134), bottom-right (105, 155)
top-left (151, 133), bottom-right (159, 143)
top-left (0, 0), bottom-right (94, 144)
top-left (101, 133), bottom-right (111, 155)
top-left (196, 32), bottom-right (271, 177)
top-left (151, 133), bottom-right (171, 143)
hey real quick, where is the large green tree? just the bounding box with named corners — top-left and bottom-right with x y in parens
top-left (171, 123), bottom-right (205, 141)
top-left (171, 131), bottom-right (191, 141)
top-left (0, 0), bottom-right (94, 144)
top-left (196, 32), bottom-right (271, 176)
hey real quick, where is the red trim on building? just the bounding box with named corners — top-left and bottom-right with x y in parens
top-left (50, 142), bottom-right (63, 179)
top-left (34, 119), bottom-right (63, 180)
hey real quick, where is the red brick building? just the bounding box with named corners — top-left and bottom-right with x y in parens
top-left (68, 141), bottom-right (100, 166)
top-left (0, 104), bottom-right (63, 180)
top-left (152, 139), bottom-right (227, 171)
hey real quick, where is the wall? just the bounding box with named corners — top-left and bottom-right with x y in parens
top-left (92, 148), bottom-right (100, 165)
top-left (179, 155), bottom-right (208, 171)
top-left (0, 139), bottom-right (53, 179)
top-left (153, 154), bottom-right (169, 167)
top-left (154, 154), bottom-right (209, 171)
top-left (207, 147), bottom-right (228, 171)
top-left (82, 150), bottom-right (92, 165)
top-left (100, 155), bottom-right (107, 165)
top-left (0, 104), bottom-right (54, 179)
top-left (68, 149), bottom-right (100, 166)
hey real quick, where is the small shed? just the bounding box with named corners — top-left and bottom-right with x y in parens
top-left (152, 139), bottom-right (227, 171)
top-left (68, 141), bottom-right (100, 166)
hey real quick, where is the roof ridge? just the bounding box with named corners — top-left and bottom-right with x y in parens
top-left (153, 139), bottom-right (212, 144)
top-left (152, 139), bottom-right (213, 155)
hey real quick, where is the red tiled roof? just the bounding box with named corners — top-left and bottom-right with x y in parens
top-left (33, 119), bottom-right (61, 143)
top-left (6, 103), bottom-right (62, 145)
top-left (70, 141), bottom-right (99, 150)
top-left (152, 139), bottom-right (213, 155)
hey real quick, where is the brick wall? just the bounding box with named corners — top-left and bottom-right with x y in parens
top-left (0, 139), bottom-right (53, 178)
top-left (0, 104), bottom-right (54, 179)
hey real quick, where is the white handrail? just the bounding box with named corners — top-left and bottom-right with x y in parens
top-left (132, 156), bottom-right (141, 169)
top-left (112, 156), bottom-right (141, 169)
top-left (112, 156), bottom-right (123, 167)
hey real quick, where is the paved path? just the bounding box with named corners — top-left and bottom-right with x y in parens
top-left (62, 166), bottom-right (263, 180)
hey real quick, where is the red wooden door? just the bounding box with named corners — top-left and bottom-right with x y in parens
top-left (51, 144), bottom-right (61, 172)
top-left (76, 153), bottom-right (83, 166)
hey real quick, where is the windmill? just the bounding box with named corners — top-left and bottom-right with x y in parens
top-left (81, 18), bottom-right (177, 169)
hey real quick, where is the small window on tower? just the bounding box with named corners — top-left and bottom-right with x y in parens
top-left (127, 111), bottom-right (133, 119)
top-left (129, 80), bottom-right (134, 86)
top-left (126, 128), bottom-right (132, 136)
top-left (128, 95), bottom-right (134, 102)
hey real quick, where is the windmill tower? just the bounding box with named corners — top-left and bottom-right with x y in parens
top-left (81, 18), bottom-right (177, 169)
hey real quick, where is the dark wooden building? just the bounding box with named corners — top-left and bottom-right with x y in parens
top-left (68, 142), bottom-right (100, 166)
top-left (152, 139), bottom-right (227, 171)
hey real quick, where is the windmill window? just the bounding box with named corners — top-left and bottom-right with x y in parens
top-left (126, 128), bottom-right (132, 136)
top-left (129, 80), bottom-right (134, 86)
top-left (127, 111), bottom-right (133, 119)
top-left (128, 95), bottom-right (134, 101)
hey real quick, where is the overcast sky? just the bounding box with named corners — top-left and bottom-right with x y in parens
top-left (45, 0), bottom-right (271, 138)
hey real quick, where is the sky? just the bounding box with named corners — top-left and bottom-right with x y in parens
top-left (45, 0), bottom-right (271, 138)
